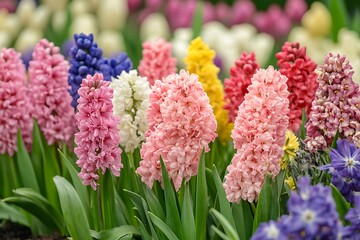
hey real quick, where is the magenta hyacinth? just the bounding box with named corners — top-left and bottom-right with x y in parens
top-left (224, 52), bottom-right (259, 123)
top-left (74, 73), bottom-right (122, 190)
top-left (276, 42), bottom-right (318, 132)
top-left (223, 66), bottom-right (290, 203)
top-left (138, 38), bottom-right (177, 86)
top-left (29, 39), bottom-right (75, 145)
top-left (305, 53), bottom-right (360, 152)
top-left (136, 69), bottom-right (217, 191)
top-left (0, 48), bottom-right (33, 156)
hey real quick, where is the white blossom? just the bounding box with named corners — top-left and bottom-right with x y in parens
top-left (110, 70), bottom-right (151, 153)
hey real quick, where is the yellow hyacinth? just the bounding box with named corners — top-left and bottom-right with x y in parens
top-left (285, 176), bottom-right (296, 190)
top-left (185, 37), bottom-right (233, 144)
top-left (281, 130), bottom-right (300, 170)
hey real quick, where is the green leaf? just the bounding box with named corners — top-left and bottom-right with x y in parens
top-left (211, 225), bottom-right (231, 240)
top-left (210, 208), bottom-right (239, 240)
top-left (328, 0), bottom-right (348, 42)
top-left (100, 170), bottom-right (116, 229)
top-left (270, 170), bottom-right (285, 220)
top-left (0, 201), bottom-right (30, 227)
top-left (181, 185), bottom-right (196, 240)
top-left (160, 157), bottom-right (183, 239)
top-left (53, 176), bottom-right (92, 240)
top-left (144, 186), bottom-right (166, 221)
top-left (232, 201), bottom-right (253, 240)
top-left (16, 131), bottom-right (40, 193)
top-left (331, 184), bottom-right (351, 223)
top-left (195, 151), bottom-right (208, 240)
top-left (212, 166), bottom-right (236, 229)
top-left (252, 174), bottom-right (273, 233)
top-left (33, 125), bottom-right (60, 208)
top-left (351, 9), bottom-right (360, 34)
top-left (331, 130), bottom-right (339, 149)
top-left (97, 225), bottom-right (141, 240)
top-left (3, 188), bottom-right (64, 233)
top-left (58, 150), bottom-right (92, 224)
top-left (148, 212), bottom-right (180, 240)
top-left (135, 217), bottom-right (153, 240)
top-left (31, 122), bottom-right (45, 195)
top-left (191, 1), bottom-right (204, 39)
top-left (300, 109), bottom-right (307, 140)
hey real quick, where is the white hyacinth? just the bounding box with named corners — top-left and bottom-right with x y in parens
top-left (110, 70), bottom-right (150, 153)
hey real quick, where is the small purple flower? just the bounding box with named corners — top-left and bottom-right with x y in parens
top-left (251, 221), bottom-right (287, 240)
top-left (330, 139), bottom-right (360, 178)
top-left (101, 52), bottom-right (133, 81)
top-left (342, 206), bottom-right (360, 239)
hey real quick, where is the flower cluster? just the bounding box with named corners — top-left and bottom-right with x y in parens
top-left (305, 53), bottom-right (360, 152)
top-left (74, 73), bottom-right (122, 190)
top-left (185, 37), bottom-right (233, 144)
top-left (281, 130), bottom-right (300, 170)
top-left (68, 33), bottom-right (133, 108)
top-left (138, 39), bottom-right (177, 86)
top-left (0, 48), bottom-right (33, 156)
top-left (110, 70), bottom-right (150, 153)
top-left (252, 177), bottom-right (341, 239)
top-left (29, 39), bottom-right (75, 145)
top-left (224, 52), bottom-right (259, 123)
top-left (68, 33), bottom-right (106, 108)
top-left (136, 70), bottom-right (217, 191)
top-left (276, 42), bottom-right (318, 131)
top-left (343, 205), bottom-right (360, 239)
top-left (321, 139), bottom-right (360, 205)
top-left (223, 66), bottom-right (289, 203)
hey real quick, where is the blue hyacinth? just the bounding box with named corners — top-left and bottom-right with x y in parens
top-left (68, 33), bottom-right (105, 108)
top-left (252, 177), bottom-right (341, 240)
top-left (342, 205), bottom-right (360, 239)
top-left (68, 33), bottom-right (133, 108)
top-left (320, 139), bottom-right (360, 205)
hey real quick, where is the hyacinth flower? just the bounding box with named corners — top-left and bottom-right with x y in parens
top-left (343, 205), bottom-right (360, 239)
top-left (68, 33), bottom-right (133, 108)
top-left (223, 66), bottom-right (290, 203)
top-left (252, 177), bottom-right (341, 239)
top-left (276, 42), bottom-right (318, 132)
top-left (185, 37), bottom-right (232, 144)
top-left (28, 39), bottom-right (75, 145)
top-left (0, 48), bottom-right (33, 156)
top-left (138, 38), bottom-right (177, 86)
top-left (305, 53), bottom-right (360, 152)
top-left (110, 70), bottom-right (150, 153)
top-left (74, 73), bottom-right (122, 190)
top-left (136, 70), bottom-right (217, 191)
top-left (224, 51), bottom-right (259, 123)
top-left (320, 139), bottom-right (360, 205)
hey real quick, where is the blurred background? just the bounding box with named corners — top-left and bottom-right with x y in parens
top-left (0, 0), bottom-right (359, 79)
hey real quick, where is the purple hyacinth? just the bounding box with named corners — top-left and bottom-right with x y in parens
top-left (251, 221), bottom-right (287, 240)
top-left (101, 52), bottom-right (133, 80)
top-left (68, 33), bottom-right (106, 108)
top-left (281, 177), bottom-right (340, 239)
top-left (321, 139), bottom-right (360, 205)
top-left (252, 177), bottom-right (341, 239)
top-left (343, 206), bottom-right (360, 239)
top-left (68, 33), bottom-right (133, 108)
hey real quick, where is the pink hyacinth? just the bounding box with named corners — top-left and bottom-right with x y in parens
top-left (276, 42), bottom-right (318, 132)
top-left (138, 39), bottom-right (177, 86)
top-left (305, 53), bottom-right (360, 152)
top-left (136, 69), bottom-right (217, 191)
top-left (223, 66), bottom-right (289, 203)
top-left (224, 52), bottom-right (259, 123)
top-left (29, 39), bottom-right (75, 145)
top-left (74, 73), bottom-right (122, 190)
top-left (0, 48), bottom-right (33, 156)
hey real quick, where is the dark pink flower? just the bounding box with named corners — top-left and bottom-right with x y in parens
top-left (224, 52), bottom-right (259, 123)
top-left (29, 39), bottom-right (75, 145)
top-left (0, 48), bottom-right (33, 156)
top-left (74, 73), bottom-right (122, 190)
top-left (276, 42), bottom-right (318, 131)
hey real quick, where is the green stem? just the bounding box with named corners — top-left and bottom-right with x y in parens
top-left (8, 156), bottom-right (20, 189)
top-left (98, 174), bottom-right (104, 230)
top-left (250, 202), bottom-right (256, 215)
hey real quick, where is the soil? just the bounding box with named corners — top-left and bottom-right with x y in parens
top-left (0, 221), bottom-right (67, 240)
